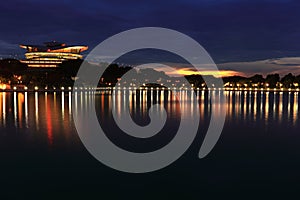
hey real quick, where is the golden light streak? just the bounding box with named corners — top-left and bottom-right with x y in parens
top-left (265, 92), bottom-right (269, 121)
top-left (61, 92), bottom-right (65, 120)
top-left (293, 92), bottom-right (298, 125)
top-left (18, 93), bottom-right (24, 128)
top-left (2, 92), bottom-right (5, 125)
top-left (279, 92), bottom-right (283, 122)
top-left (166, 68), bottom-right (242, 77)
top-left (68, 92), bottom-right (72, 117)
top-left (13, 92), bottom-right (17, 127)
top-left (35, 92), bottom-right (39, 130)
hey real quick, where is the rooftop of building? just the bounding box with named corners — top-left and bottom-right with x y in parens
top-left (19, 41), bottom-right (88, 53)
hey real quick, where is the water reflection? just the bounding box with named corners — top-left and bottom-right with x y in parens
top-left (35, 92), bottom-right (39, 130)
top-left (224, 91), bottom-right (299, 126)
top-left (0, 90), bottom-right (299, 146)
top-left (2, 92), bottom-right (5, 125)
top-left (0, 92), bottom-right (73, 147)
top-left (92, 90), bottom-right (300, 128)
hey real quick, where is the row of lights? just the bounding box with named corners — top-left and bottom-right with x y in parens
top-left (224, 87), bottom-right (300, 92)
top-left (12, 86), bottom-right (72, 91)
top-left (114, 87), bottom-right (222, 91)
top-left (226, 82), bottom-right (300, 88)
top-left (112, 87), bottom-right (300, 92)
top-left (8, 85), bottom-right (300, 92)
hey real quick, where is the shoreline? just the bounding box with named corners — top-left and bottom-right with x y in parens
top-left (1, 87), bottom-right (300, 92)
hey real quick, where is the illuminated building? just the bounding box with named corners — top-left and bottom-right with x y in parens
top-left (19, 41), bottom-right (88, 67)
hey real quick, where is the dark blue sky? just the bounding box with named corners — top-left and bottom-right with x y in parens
top-left (0, 0), bottom-right (300, 65)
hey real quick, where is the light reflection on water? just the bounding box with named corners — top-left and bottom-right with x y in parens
top-left (0, 90), bottom-right (299, 145)
top-left (1, 90), bottom-right (299, 196)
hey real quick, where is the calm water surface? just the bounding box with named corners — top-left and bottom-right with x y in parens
top-left (1, 90), bottom-right (300, 198)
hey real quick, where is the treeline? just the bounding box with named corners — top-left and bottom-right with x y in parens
top-left (0, 59), bottom-right (132, 88)
top-left (1, 58), bottom-right (300, 89)
top-left (185, 73), bottom-right (300, 88)
top-left (222, 73), bottom-right (300, 88)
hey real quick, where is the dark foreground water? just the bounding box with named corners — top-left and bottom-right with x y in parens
top-left (1, 90), bottom-right (300, 199)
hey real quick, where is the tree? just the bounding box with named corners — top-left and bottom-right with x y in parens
top-left (281, 73), bottom-right (295, 88)
top-left (266, 73), bottom-right (280, 88)
top-left (249, 74), bottom-right (264, 83)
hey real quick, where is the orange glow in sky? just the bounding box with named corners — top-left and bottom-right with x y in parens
top-left (166, 68), bottom-right (242, 77)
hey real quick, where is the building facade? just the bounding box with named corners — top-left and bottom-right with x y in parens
top-left (20, 41), bottom-right (88, 67)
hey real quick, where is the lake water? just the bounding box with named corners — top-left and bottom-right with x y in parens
top-left (1, 90), bottom-right (300, 198)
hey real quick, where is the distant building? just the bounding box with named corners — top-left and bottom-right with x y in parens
top-left (19, 41), bottom-right (88, 68)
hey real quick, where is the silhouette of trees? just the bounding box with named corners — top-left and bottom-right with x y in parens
top-left (266, 74), bottom-right (280, 88)
top-left (281, 73), bottom-right (295, 88)
top-left (1, 58), bottom-right (300, 89)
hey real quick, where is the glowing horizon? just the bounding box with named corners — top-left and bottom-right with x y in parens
top-left (166, 68), bottom-right (243, 77)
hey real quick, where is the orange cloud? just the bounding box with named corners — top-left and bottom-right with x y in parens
top-left (166, 68), bottom-right (243, 77)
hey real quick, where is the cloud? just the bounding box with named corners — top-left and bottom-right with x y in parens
top-left (218, 57), bottom-right (300, 76)
top-left (1, 0), bottom-right (300, 63)
top-left (0, 40), bottom-right (18, 50)
top-left (1, 0), bottom-right (300, 65)
top-left (160, 55), bottom-right (300, 77)
top-left (127, 57), bottom-right (300, 77)
top-left (129, 63), bottom-right (241, 77)
top-left (0, 40), bottom-right (20, 57)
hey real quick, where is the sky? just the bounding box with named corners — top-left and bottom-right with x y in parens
top-left (0, 0), bottom-right (300, 76)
